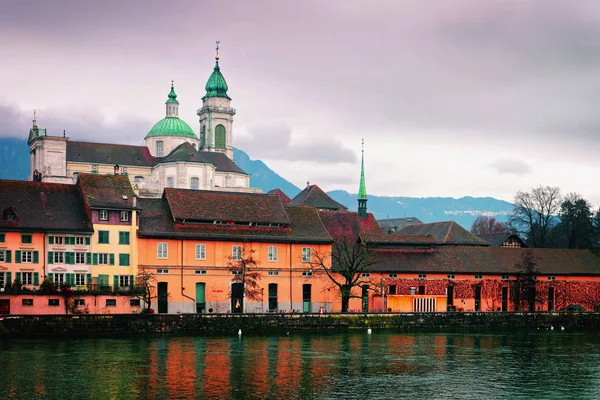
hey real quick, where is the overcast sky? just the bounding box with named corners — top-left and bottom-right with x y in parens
top-left (1, 0), bottom-right (600, 205)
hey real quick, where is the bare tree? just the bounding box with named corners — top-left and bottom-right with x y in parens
top-left (227, 246), bottom-right (263, 302)
top-left (471, 215), bottom-right (506, 235)
top-left (510, 185), bottom-right (561, 248)
top-left (310, 236), bottom-right (378, 312)
top-left (513, 249), bottom-right (539, 311)
top-left (135, 270), bottom-right (159, 311)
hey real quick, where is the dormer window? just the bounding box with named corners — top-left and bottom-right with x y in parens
top-left (99, 210), bottom-right (108, 221)
top-left (3, 208), bottom-right (16, 222)
top-left (156, 141), bottom-right (164, 157)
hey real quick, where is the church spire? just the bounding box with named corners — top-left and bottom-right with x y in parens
top-left (358, 139), bottom-right (368, 219)
top-left (165, 80), bottom-right (179, 117)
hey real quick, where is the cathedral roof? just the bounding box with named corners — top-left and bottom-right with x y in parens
top-left (145, 117), bottom-right (197, 139)
top-left (289, 184), bottom-right (348, 211)
top-left (67, 141), bottom-right (155, 167)
top-left (198, 151), bottom-right (247, 175)
top-left (155, 142), bottom-right (212, 165)
top-left (203, 59), bottom-right (231, 100)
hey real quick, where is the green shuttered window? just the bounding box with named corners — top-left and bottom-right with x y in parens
top-left (98, 231), bottom-right (109, 244)
top-left (215, 124), bottom-right (226, 149)
top-left (119, 232), bottom-right (130, 245)
top-left (119, 254), bottom-right (130, 266)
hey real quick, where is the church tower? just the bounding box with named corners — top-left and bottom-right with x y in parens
top-left (197, 42), bottom-right (236, 160)
top-left (358, 139), bottom-right (368, 219)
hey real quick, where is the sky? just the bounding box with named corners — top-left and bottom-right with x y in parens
top-left (1, 0), bottom-right (600, 205)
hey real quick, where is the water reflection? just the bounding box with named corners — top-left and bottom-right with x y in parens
top-left (1, 332), bottom-right (600, 399)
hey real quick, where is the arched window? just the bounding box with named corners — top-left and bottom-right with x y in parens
top-left (200, 125), bottom-right (206, 149)
top-left (190, 177), bottom-right (199, 189)
top-left (156, 140), bottom-right (164, 157)
top-left (215, 124), bottom-right (226, 149)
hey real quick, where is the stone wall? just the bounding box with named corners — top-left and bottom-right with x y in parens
top-left (3, 312), bottom-right (600, 337)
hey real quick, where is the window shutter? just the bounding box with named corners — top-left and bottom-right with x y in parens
top-left (86, 252), bottom-right (91, 265)
top-left (49, 236), bottom-right (54, 244)
top-left (16, 272), bottom-right (22, 282)
top-left (48, 273), bottom-right (54, 282)
top-left (109, 254), bottom-right (115, 265)
top-left (113, 275), bottom-right (119, 289)
top-left (86, 273), bottom-right (92, 284)
top-left (69, 252), bottom-right (75, 264)
top-left (85, 237), bottom-right (90, 245)
top-left (5, 272), bottom-right (11, 285)
top-left (48, 251), bottom-right (54, 264)
top-left (99, 274), bottom-right (108, 286)
top-left (15, 250), bottom-right (21, 263)
top-left (129, 275), bottom-right (134, 287)
top-left (93, 253), bottom-right (98, 265)
top-left (34, 272), bottom-right (39, 286)
top-left (69, 273), bottom-right (75, 286)
top-left (33, 251), bottom-right (39, 264)
top-left (70, 237), bottom-right (76, 245)
top-left (6, 250), bottom-right (11, 263)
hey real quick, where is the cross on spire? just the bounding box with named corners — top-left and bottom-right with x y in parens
top-left (215, 40), bottom-right (220, 59)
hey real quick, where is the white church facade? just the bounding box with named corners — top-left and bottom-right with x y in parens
top-left (28, 51), bottom-right (256, 197)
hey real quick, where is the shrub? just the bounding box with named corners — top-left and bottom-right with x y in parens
top-left (566, 304), bottom-right (586, 312)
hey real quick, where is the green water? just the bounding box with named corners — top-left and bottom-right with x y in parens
top-left (1, 331), bottom-right (600, 399)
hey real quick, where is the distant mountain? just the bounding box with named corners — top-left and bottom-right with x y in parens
top-left (0, 138), bottom-right (514, 228)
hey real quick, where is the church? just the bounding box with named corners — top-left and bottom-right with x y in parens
top-left (27, 50), bottom-right (256, 197)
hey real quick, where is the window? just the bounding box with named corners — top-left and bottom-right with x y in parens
top-left (5, 210), bottom-right (16, 221)
top-left (195, 270), bottom-right (206, 275)
top-left (99, 210), bottom-right (108, 221)
top-left (361, 273), bottom-right (371, 278)
top-left (48, 299), bottom-right (60, 307)
top-left (215, 124), bottom-right (226, 149)
top-left (134, 176), bottom-right (144, 183)
top-left (156, 141), bottom-right (164, 157)
top-left (418, 274), bottom-right (427, 279)
top-left (166, 177), bottom-right (174, 188)
top-left (418, 285), bottom-right (426, 295)
top-left (75, 252), bottom-right (85, 264)
top-left (447, 274), bottom-right (455, 279)
top-left (119, 254), bottom-right (130, 266)
top-left (0, 250), bottom-right (4, 262)
top-left (0, 233), bottom-right (5, 242)
top-left (190, 177), bottom-right (199, 190)
top-left (119, 275), bottom-right (130, 287)
top-left (302, 248), bottom-right (311, 263)
top-left (157, 242), bottom-right (168, 259)
top-left (389, 285), bottom-right (397, 295)
top-left (22, 298), bottom-right (33, 306)
top-left (76, 237), bottom-right (85, 245)
top-left (98, 231), bottom-right (109, 244)
top-left (21, 234), bottom-right (32, 244)
top-left (21, 272), bottom-right (33, 285)
top-left (195, 244), bottom-right (206, 260)
top-left (0, 272), bottom-right (4, 287)
top-left (75, 299), bottom-right (85, 306)
top-left (53, 236), bottom-right (64, 245)
top-left (268, 246), bottom-right (278, 262)
top-left (54, 273), bottom-right (64, 286)
top-left (548, 276), bottom-right (556, 281)
top-left (232, 245), bottom-right (242, 261)
top-left (120, 211), bottom-right (129, 222)
top-left (231, 270), bottom-right (241, 275)
top-left (302, 271), bottom-right (313, 277)
top-left (268, 271), bottom-right (279, 276)
top-left (98, 253), bottom-right (109, 265)
top-left (73, 172), bottom-right (79, 181)
top-left (106, 299), bottom-right (117, 307)
top-left (157, 269), bottom-right (169, 274)
top-left (119, 231), bottom-right (130, 245)
top-left (388, 273), bottom-right (398, 278)
top-left (21, 251), bottom-right (33, 263)
top-left (53, 252), bottom-right (65, 264)
top-left (502, 275), bottom-right (510, 281)
top-left (475, 275), bottom-right (483, 280)
top-left (130, 299), bottom-right (141, 307)
top-left (75, 273), bottom-right (85, 286)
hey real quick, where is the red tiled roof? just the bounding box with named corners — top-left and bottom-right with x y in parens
top-left (369, 247), bottom-right (600, 276)
top-left (361, 234), bottom-right (437, 245)
top-left (477, 232), bottom-right (527, 248)
top-left (164, 189), bottom-right (290, 225)
top-left (267, 189), bottom-right (292, 204)
top-left (318, 210), bottom-right (382, 242)
top-left (290, 185), bottom-right (347, 210)
top-left (138, 199), bottom-right (331, 243)
top-left (0, 180), bottom-right (92, 232)
top-left (78, 173), bottom-right (137, 210)
top-left (400, 221), bottom-right (490, 246)
top-left (67, 141), bottom-right (155, 167)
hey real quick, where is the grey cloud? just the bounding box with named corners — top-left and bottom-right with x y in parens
top-left (237, 124), bottom-right (356, 164)
top-left (490, 158), bottom-right (533, 176)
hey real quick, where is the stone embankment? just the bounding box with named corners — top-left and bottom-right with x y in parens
top-left (1, 312), bottom-right (600, 337)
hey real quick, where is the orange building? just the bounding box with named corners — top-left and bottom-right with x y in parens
top-left (137, 189), bottom-right (333, 313)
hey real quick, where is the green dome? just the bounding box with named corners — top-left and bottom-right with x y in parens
top-left (145, 117), bottom-right (197, 139)
top-left (204, 59), bottom-right (231, 100)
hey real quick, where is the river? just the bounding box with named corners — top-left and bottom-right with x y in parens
top-left (1, 331), bottom-right (600, 399)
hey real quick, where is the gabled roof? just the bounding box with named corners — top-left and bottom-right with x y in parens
top-left (370, 247), bottom-right (600, 276)
top-left (155, 142), bottom-right (211, 165)
top-left (267, 189), bottom-right (292, 204)
top-left (164, 189), bottom-right (289, 225)
top-left (290, 185), bottom-right (347, 210)
top-left (67, 141), bottom-right (155, 167)
top-left (0, 180), bottom-right (92, 232)
top-left (78, 173), bottom-right (137, 210)
top-left (361, 234), bottom-right (437, 245)
top-left (318, 210), bottom-right (382, 242)
top-left (377, 217), bottom-right (423, 233)
top-left (477, 232), bottom-right (528, 248)
top-left (199, 151), bottom-right (248, 175)
top-left (399, 221), bottom-right (490, 246)
top-left (137, 198), bottom-right (331, 243)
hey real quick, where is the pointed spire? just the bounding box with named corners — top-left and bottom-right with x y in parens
top-left (166, 80), bottom-right (179, 104)
top-left (358, 139), bottom-right (368, 219)
top-left (204, 41), bottom-right (231, 100)
top-left (165, 80), bottom-right (179, 118)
